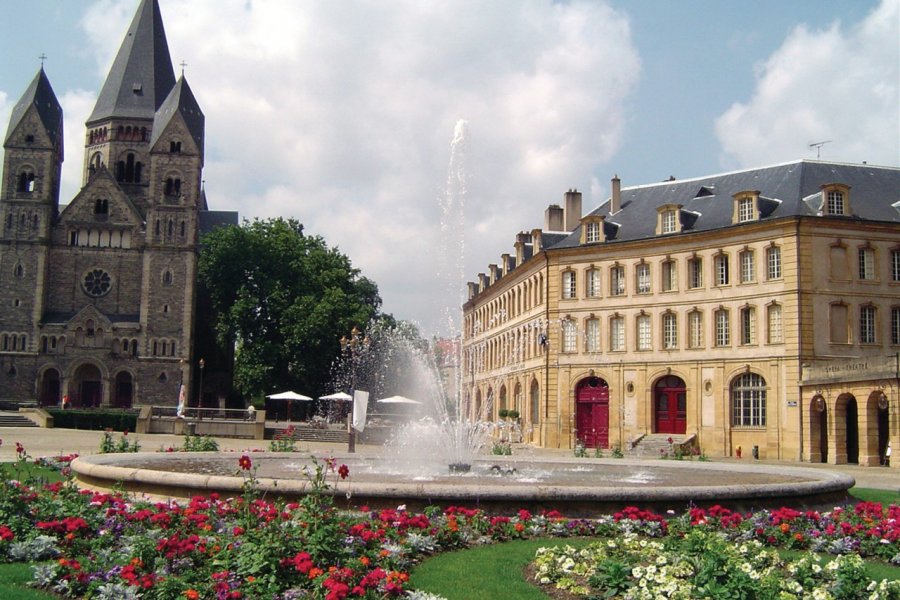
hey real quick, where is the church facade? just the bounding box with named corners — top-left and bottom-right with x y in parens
top-left (0, 0), bottom-right (236, 408)
top-left (462, 161), bottom-right (899, 467)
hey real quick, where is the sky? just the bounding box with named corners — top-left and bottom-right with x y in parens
top-left (1, 0), bottom-right (897, 337)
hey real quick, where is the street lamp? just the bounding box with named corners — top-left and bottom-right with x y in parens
top-left (341, 326), bottom-right (367, 453)
top-left (198, 358), bottom-right (205, 418)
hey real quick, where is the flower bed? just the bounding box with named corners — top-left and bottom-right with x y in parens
top-left (0, 447), bottom-right (898, 599)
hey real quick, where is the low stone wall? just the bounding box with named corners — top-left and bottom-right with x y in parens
top-left (137, 410), bottom-right (265, 440)
top-left (19, 408), bottom-right (53, 428)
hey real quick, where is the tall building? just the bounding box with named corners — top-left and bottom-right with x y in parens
top-left (462, 160), bottom-right (899, 467)
top-left (0, 0), bottom-right (236, 408)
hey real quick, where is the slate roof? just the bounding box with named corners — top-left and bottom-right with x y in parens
top-left (87, 0), bottom-right (176, 124)
top-left (4, 67), bottom-right (63, 147)
top-left (200, 210), bottom-right (239, 235)
top-left (550, 160), bottom-right (900, 250)
top-left (151, 76), bottom-right (204, 155)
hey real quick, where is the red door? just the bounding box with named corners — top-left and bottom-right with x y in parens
top-left (654, 376), bottom-right (686, 434)
top-left (576, 378), bottom-right (609, 448)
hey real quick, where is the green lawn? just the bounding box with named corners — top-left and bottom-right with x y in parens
top-left (0, 564), bottom-right (57, 599)
top-left (409, 538), bottom-right (597, 600)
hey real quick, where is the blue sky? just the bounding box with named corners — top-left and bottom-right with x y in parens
top-left (1, 0), bottom-right (897, 335)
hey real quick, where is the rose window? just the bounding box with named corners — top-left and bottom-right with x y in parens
top-left (82, 269), bottom-right (112, 297)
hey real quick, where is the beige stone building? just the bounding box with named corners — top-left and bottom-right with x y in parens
top-left (0, 0), bottom-right (236, 409)
top-left (462, 161), bottom-right (899, 467)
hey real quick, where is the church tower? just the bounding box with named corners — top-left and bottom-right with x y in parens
top-left (0, 0), bottom-right (235, 409)
top-left (0, 67), bottom-right (63, 391)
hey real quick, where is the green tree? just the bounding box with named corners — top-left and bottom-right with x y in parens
top-left (199, 218), bottom-right (382, 399)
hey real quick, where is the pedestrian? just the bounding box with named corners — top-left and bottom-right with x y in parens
top-left (62, 395), bottom-right (70, 410)
top-left (247, 404), bottom-right (256, 422)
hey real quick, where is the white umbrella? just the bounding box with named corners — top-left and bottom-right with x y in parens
top-left (266, 391), bottom-right (313, 401)
top-left (318, 392), bottom-right (353, 402)
top-left (376, 395), bottom-right (422, 405)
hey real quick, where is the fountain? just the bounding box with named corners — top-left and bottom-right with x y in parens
top-left (71, 121), bottom-right (855, 515)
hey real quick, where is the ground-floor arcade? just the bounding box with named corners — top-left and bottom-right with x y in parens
top-left (465, 356), bottom-right (899, 470)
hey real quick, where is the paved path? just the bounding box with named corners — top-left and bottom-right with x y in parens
top-left (0, 427), bottom-right (896, 492)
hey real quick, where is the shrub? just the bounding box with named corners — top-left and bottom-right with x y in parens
top-left (48, 409), bottom-right (137, 432)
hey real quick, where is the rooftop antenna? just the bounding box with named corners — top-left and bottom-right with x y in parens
top-left (809, 140), bottom-right (831, 159)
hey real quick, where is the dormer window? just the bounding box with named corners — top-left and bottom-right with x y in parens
top-left (579, 216), bottom-right (604, 245)
top-left (94, 199), bottom-right (109, 215)
top-left (821, 183), bottom-right (851, 216)
top-left (732, 191), bottom-right (759, 224)
top-left (170, 140), bottom-right (182, 153)
top-left (827, 190), bottom-right (844, 214)
top-left (656, 204), bottom-right (682, 235)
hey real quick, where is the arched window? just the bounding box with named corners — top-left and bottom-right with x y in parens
top-left (530, 379), bottom-right (540, 425)
top-left (162, 270), bottom-right (173, 286)
top-left (14, 264), bottom-right (24, 278)
top-left (17, 171), bottom-right (35, 193)
top-left (731, 373), bottom-right (766, 427)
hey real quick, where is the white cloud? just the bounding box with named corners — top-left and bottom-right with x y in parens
top-left (715, 0), bottom-right (899, 169)
top-left (66, 0), bottom-right (640, 334)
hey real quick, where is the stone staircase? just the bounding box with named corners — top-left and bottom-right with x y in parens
top-left (627, 433), bottom-right (693, 458)
top-left (0, 411), bottom-right (39, 428)
top-left (269, 424), bottom-right (349, 444)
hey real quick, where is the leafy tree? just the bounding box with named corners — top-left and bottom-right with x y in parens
top-left (199, 218), bottom-right (382, 399)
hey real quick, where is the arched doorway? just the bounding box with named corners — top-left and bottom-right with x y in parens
top-left (575, 377), bottom-right (609, 448)
top-left (71, 363), bottom-right (103, 408)
top-left (654, 375), bottom-right (686, 435)
top-left (39, 369), bottom-right (61, 406)
top-left (497, 385), bottom-right (507, 416)
top-left (874, 392), bottom-right (889, 465)
top-left (113, 371), bottom-right (134, 409)
top-left (474, 389), bottom-right (482, 421)
top-left (843, 394), bottom-right (859, 464)
top-left (810, 395), bottom-right (828, 463)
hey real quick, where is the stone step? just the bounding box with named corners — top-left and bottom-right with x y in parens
top-left (269, 425), bottom-right (349, 444)
top-left (0, 412), bottom-right (39, 427)
top-left (627, 433), bottom-right (691, 458)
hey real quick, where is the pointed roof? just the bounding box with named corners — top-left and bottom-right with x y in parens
top-left (4, 67), bottom-right (63, 146)
top-left (151, 75), bottom-right (204, 154)
top-left (87, 0), bottom-right (176, 124)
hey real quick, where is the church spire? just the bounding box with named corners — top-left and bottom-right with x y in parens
top-left (4, 66), bottom-right (63, 151)
top-left (87, 0), bottom-right (176, 125)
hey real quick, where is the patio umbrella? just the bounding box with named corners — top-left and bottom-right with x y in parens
top-left (266, 391), bottom-right (313, 401)
top-left (266, 391), bottom-right (313, 421)
top-left (376, 395), bottom-right (422, 405)
top-left (318, 392), bottom-right (353, 402)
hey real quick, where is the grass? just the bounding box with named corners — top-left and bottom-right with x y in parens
top-left (0, 563), bottom-right (57, 599)
top-left (409, 538), bottom-right (597, 600)
top-left (849, 486), bottom-right (900, 505)
top-left (0, 462), bottom-right (64, 484)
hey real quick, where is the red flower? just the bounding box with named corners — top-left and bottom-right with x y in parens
top-left (238, 455), bottom-right (252, 471)
top-left (338, 464), bottom-right (350, 480)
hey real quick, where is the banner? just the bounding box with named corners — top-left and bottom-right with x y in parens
top-left (352, 390), bottom-right (369, 432)
top-left (176, 384), bottom-right (185, 418)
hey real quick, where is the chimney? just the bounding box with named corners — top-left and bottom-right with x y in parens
top-left (467, 281), bottom-right (478, 300)
top-left (500, 253), bottom-right (511, 276)
top-left (531, 228), bottom-right (543, 253)
top-left (478, 273), bottom-right (488, 292)
top-left (514, 232), bottom-right (529, 265)
top-left (544, 204), bottom-right (564, 231)
top-left (488, 263), bottom-right (500, 284)
top-left (564, 189), bottom-right (582, 232)
top-left (611, 175), bottom-right (621, 214)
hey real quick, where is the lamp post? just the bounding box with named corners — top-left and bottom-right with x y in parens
top-left (198, 358), bottom-right (205, 419)
top-left (341, 326), bottom-right (367, 453)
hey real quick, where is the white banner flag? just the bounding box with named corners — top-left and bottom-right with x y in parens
top-left (352, 390), bottom-right (369, 433)
top-left (176, 384), bottom-right (186, 418)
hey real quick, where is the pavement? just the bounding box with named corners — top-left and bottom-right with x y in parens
top-left (0, 426), bottom-right (897, 492)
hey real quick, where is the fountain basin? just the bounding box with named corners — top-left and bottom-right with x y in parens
top-left (71, 452), bottom-right (854, 517)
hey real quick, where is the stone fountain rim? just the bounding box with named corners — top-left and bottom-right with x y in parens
top-left (71, 451), bottom-right (855, 505)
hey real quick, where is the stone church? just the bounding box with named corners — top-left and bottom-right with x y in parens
top-left (0, 0), bottom-right (236, 408)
